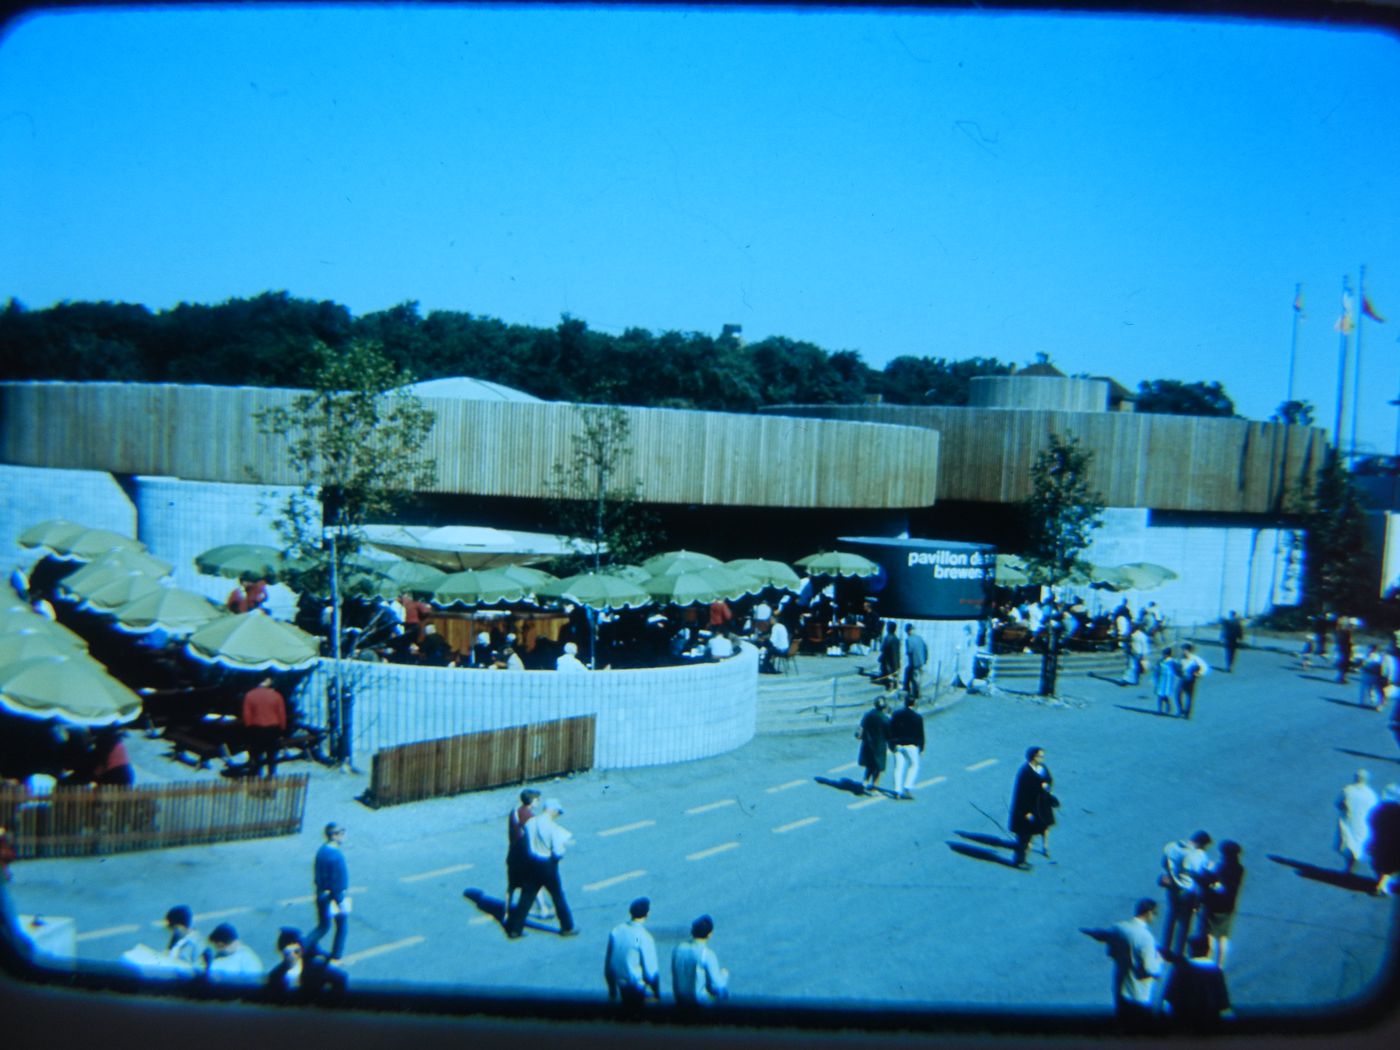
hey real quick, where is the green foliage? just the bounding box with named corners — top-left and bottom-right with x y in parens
top-left (1272, 399), bottom-right (1316, 426)
top-left (879, 355), bottom-right (1013, 405)
top-left (1135, 379), bottom-right (1236, 417)
top-left (1020, 433), bottom-right (1106, 587)
top-left (548, 404), bottom-right (661, 575)
top-left (1295, 450), bottom-right (1372, 613)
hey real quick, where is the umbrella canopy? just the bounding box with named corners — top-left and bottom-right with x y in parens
top-left (492, 564), bottom-right (559, 589)
top-left (112, 587), bottom-right (227, 637)
top-left (61, 548), bottom-right (172, 587)
top-left (18, 519), bottom-right (90, 552)
top-left (362, 524), bottom-right (579, 572)
top-left (194, 544), bottom-right (287, 581)
top-left (185, 612), bottom-right (320, 672)
top-left (994, 555), bottom-right (1032, 587)
top-left (536, 572), bottom-right (651, 611)
top-left (41, 527), bottom-right (146, 562)
top-left (375, 559), bottom-right (449, 597)
top-left (1088, 564), bottom-right (1137, 592)
top-left (433, 569), bottom-right (534, 608)
top-left (63, 570), bottom-right (163, 612)
top-left (600, 564), bottom-right (650, 585)
top-left (0, 609), bottom-right (89, 650)
top-left (1115, 562), bottom-right (1180, 590)
top-left (0, 632), bottom-right (84, 669)
top-left (0, 654), bottom-right (143, 727)
top-left (644, 566), bottom-right (763, 606)
top-left (641, 550), bottom-right (723, 576)
top-left (724, 558), bottom-right (802, 592)
top-left (794, 551), bottom-right (881, 578)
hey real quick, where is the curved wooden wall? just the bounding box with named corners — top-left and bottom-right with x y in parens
top-left (0, 382), bottom-right (938, 510)
top-left (767, 404), bottom-right (1326, 514)
top-left (968, 375), bottom-right (1109, 413)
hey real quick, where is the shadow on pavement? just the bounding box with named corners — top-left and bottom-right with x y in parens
top-left (1335, 747), bottom-right (1400, 765)
top-left (815, 776), bottom-right (867, 796)
top-left (1322, 697), bottom-right (1374, 711)
top-left (1080, 926), bottom-right (1113, 945)
top-left (956, 829), bottom-right (1017, 850)
top-left (1114, 704), bottom-right (1176, 718)
top-left (1265, 855), bottom-right (1379, 894)
top-left (462, 888), bottom-right (506, 925)
top-left (948, 841), bottom-right (1022, 868)
top-left (1298, 674), bottom-right (1344, 685)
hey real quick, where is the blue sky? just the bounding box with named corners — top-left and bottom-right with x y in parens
top-left (2, 5), bottom-right (1399, 449)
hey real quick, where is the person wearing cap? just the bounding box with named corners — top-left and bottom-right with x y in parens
top-left (671, 914), bottom-right (729, 1007)
top-left (267, 927), bottom-right (347, 1002)
top-left (201, 922), bottom-right (263, 984)
top-left (556, 641), bottom-right (588, 672)
top-left (505, 798), bottom-right (577, 938)
top-left (605, 897), bottom-right (660, 1006)
top-left (309, 822), bottom-right (350, 959)
top-left (1161, 830), bottom-right (1212, 956)
top-left (505, 789), bottom-right (542, 912)
top-left (164, 905), bottom-right (201, 970)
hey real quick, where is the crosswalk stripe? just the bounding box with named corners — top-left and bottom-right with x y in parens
top-left (583, 869), bottom-right (648, 892)
top-left (687, 842), bottom-right (741, 861)
top-left (915, 776), bottom-right (948, 788)
top-left (598, 820), bottom-right (656, 837)
top-left (965, 759), bottom-right (999, 772)
top-left (277, 885), bottom-right (368, 908)
top-left (685, 799), bottom-right (736, 815)
top-left (827, 762), bottom-right (859, 774)
top-left (772, 816), bottom-right (820, 834)
top-left (400, 863), bottom-right (474, 883)
top-left (766, 779), bottom-right (806, 794)
top-left (76, 924), bottom-right (139, 942)
top-left (339, 935), bottom-right (426, 967)
top-left (847, 796), bottom-right (885, 810)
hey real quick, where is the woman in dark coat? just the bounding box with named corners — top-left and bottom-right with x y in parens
top-left (1033, 757), bottom-right (1058, 859)
top-left (1202, 840), bottom-right (1244, 968)
top-left (855, 698), bottom-right (891, 795)
top-left (1009, 745), bottom-right (1052, 869)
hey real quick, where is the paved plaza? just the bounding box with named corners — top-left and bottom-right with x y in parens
top-left (4, 638), bottom-right (1399, 1026)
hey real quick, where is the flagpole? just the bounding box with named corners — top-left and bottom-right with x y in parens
top-left (1333, 276), bottom-right (1351, 450)
top-left (1287, 282), bottom-right (1302, 404)
top-left (1351, 264), bottom-right (1367, 460)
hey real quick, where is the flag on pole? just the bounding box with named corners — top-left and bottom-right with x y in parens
top-left (1293, 288), bottom-right (1305, 316)
top-left (1335, 290), bottom-right (1355, 334)
top-left (1362, 294), bottom-right (1386, 323)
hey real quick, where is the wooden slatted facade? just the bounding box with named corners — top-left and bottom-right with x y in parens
top-left (366, 715), bottom-right (596, 807)
top-left (769, 404), bottom-right (1326, 514)
top-left (0, 382), bottom-right (939, 509)
top-left (0, 775), bottom-right (308, 859)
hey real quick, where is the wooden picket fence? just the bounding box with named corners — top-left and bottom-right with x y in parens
top-left (0, 775), bottom-right (309, 859)
top-left (367, 716), bottom-right (596, 807)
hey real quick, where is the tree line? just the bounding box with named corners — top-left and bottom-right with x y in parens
top-left (0, 292), bottom-right (1237, 416)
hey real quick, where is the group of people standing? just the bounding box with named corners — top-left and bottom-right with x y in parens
top-left (1336, 769), bottom-right (1400, 896)
top-left (1149, 643), bottom-right (1211, 719)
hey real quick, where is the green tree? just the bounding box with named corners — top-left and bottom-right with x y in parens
top-left (880, 355), bottom-right (1012, 405)
top-left (1272, 399), bottom-right (1316, 426)
top-left (1020, 434), bottom-right (1106, 695)
top-left (1135, 379), bottom-right (1236, 417)
top-left (254, 340), bottom-right (437, 766)
top-left (1297, 450), bottom-right (1372, 614)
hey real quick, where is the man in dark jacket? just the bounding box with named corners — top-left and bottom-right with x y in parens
top-left (309, 822), bottom-right (349, 959)
top-left (887, 695), bottom-right (925, 800)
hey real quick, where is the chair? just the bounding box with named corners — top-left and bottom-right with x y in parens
top-left (775, 636), bottom-right (800, 675)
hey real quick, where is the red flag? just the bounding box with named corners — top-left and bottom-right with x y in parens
top-left (1362, 294), bottom-right (1386, 323)
top-left (1335, 291), bottom-right (1355, 334)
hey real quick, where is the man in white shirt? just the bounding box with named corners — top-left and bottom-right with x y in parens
top-left (1107, 898), bottom-right (1165, 1029)
top-left (671, 914), bottom-right (729, 1007)
top-left (604, 897), bottom-right (660, 1007)
top-left (504, 798), bottom-right (577, 938)
top-left (556, 641), bottom-right (588, 672)
top-left (1162, 830), bottom-right (1212, 956)
top-left (763, 619), bottom-right (791, 673)
top-left (201, 923), bottom-right (262, 985)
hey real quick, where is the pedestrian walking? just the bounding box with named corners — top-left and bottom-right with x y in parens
top-left (877, 621), bottom-right (902, 691)
top-left (1219, 612), bottom-right (1244, 672)
top-left (1175, 644), bottom-right (1209, 719)
top-left (1162, 935), bottom-right (1231, 1029)
top-left (1153, 648), bottom-right (1180, 715)
top-left (671, 914), bottom-right (729, 1007)
top-left (1336, 616), bottom-right (1355, 684)
top-left (1122, 625), bottom-right (1149, 686)
top-left (1009, 746), bottom-right (1054, 869)
top-left (1160, 830), bottom-right (1212, 957)
top-left (887, 695), bottom-right (925, 800)
top-left (855, 697), bottom-right (891, 795)
top-left (505, 789), bottom-right (541, 912)
top-left (1200, 840), bottom-right (1244, 969)
top-left (1358, 646), bottom-right (1385, 710)
top-left (1336, 770), bottom-right (1379, 874)
top-left (309, 822), bottom-right (349, 960)
top-left (903, 623), bottom-right (928, 699)
top-left (1106, 898), bottom-right (1165, 1030)
top-left (1367, 784), bottom-right (1400, 897)
top-left (505, 797), bottom-right (578, 938)
top-left (604, 897), bottom-right (660, 1007)
top-left (240, 676), bottom-right (286, 778)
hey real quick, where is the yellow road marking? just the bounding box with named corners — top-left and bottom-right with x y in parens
top-left (400, 863), bottom-right (474, 883)
top-left (847, 796), bottom-right (885, 810)
top-left (915, 776), bottom-right (948, 788)
top-left (686, 842), bottom-right (741, 861)
top-left (766, 779), bottom-right (806, 793)
top-left (965, 759), bottom-right (999, 772)
top-left (583, 869), bottom-right (648, 892)
top-left (277, 885), bottom-right (368, 908)
top-left (152, 905), bottom-right (251, 928)
top-left (338, 935), bottom-right (426, 967)
top-left (827, 762), bottom-right (859, 774)
top-left (76, 924), bottom-right (139, 942)
top-left (685, 799), bottom-right (736, 815)
top-left (772, 817), bottom-right (820, 834)
top-left (598, 820), bottom-right (656, 837)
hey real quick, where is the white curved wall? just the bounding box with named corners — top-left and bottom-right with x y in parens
top-left (293, 645), bottom-right (759, 770)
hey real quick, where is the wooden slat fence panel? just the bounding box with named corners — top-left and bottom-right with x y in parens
top-left (368, 716), bottom-right (595, 808)
top-left (0, 775), bottom-right (308, 859)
